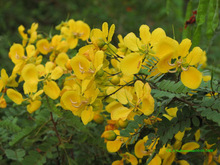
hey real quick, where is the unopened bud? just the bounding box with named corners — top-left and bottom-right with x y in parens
top-left (101, 130), bottom-right (117, 141)
top-left (117, 119), bottom-right (128, 128)
top-left (93, 114), bottom-right (104, 124)
top-left (110, 75), bottom-right (120, 85)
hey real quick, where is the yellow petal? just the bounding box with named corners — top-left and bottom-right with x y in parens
top-left (23, 81), bottom-right (38, 94)
top-left (120, 53), bottom-right (142, 75)
top-left (108, 24), bottom-right (115, 42)
top-left (173, 140), bottom-right (182, 150)
top-left (21, 64), bottom-right (38, 82)
top-left (51, 66), bottom-right (63, 80)
top-left (181, 67), bottom-right (202, 89)
top-left (116, 88), bottom-right (128, 105)
top-left (112, 160), bottom-right (124, 165)
top-left (70, 55), bottom-right (91, 79)
top-left (156, 53), bottom-right (175, 73)
top-left (135, 139), bottom-right (147, 158)
top-left (125, 152), bottom-right (138, 165)
top-left (0, 80), bottom-right (3, 92)
top-left (194, 129), bottom-right (200, 142)
top-left (107, 139), bottom-right (123, 153)
top-left (27, 100), bottom-right (41, 113)
top-left (33, 90), bottom-right (44, 100)
top-left (7, 89), bottom-right (23, 104)
top-left (139, 25), bottom-right (151, 45)
top-left (141, 95), bottom-right (154, 116)
top-left (94, 50), bottom-right (104, 71)
top-left (55, 53), bottom-right (69, 69)
top-left (36, 39), bottom-right (51, 55)
top-left (163, 114), bottom-right (173, 121)
top-left (43, 81), bottom-right (60, 100)
top-left (134, 80), bottom-right (144, 100)
top-left (106, 101), bottom-right (120, 113)
top-left (26, 45), bottom-right (36, 58)
top-left (203, 75), bottom-right (211, 82)
top-left (176, 160), bottom-right (190, 165)
top-left (9, 44), bottom-right (25, 64)
top-left (150, 28), bottom-right (166, 46)
top-left (165, 107), bottom-right (178, 117)
top-left (1, 69), bottom-right (8, 86)
top-left (186, 47), bottom-right (203, 65)
top-left (67, 37), bottom-right (78, 49)
top-left (124, 33), bottom-right (141, 51)
top-left (181, 142), bottom-right (200, 155)
top-left (102, 22), bottom-right (108, 38)
top-left (75, 21), bottom-right (90, 41)
top-left (174, 131), bottom-right (185, 141)
top-left (154, 37), bottom-right (178, 59)
top-left (0, 95), bottom-right (7, 108)
top-left (45, 62), bottom-right (56, 74)
top-left (162, 152), bottom-right (176, 165)
top-left (148, 155), bottom-right (161, 165)
top-left (36, 64), bottom-right (45, 77)
top-left (7, 75), bottom-right (18, 88)
top-left (60, 90), bottom-right (81, 111)
top-left (144, 82), bottom-right (152, 95)
top-left (177, 38), bottom-right (191, 58)
top-left (111, 105), bottom-right (132, 121)
top-left (81, 106), bottom-right (94, 125)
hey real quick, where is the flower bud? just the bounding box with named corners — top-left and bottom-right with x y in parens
top-left (93, 113), bottom-right (104, 124)
top-left (101, 130), bottom-right (117, 141)
top-left (117, 119), bottom-right (128, 128)
top-left (110, 75), bottom-right (120, 85)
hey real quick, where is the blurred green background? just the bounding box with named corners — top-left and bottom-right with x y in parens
top-left (0, 0), bottom-right (219, 73)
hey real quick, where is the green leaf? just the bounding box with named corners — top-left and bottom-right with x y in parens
top-left (0, 119), bottom-right (21, 133)
top-left (120, 129), bottom-right (130, 137)
top-left (185, 118), bottom-right (191, 128)
top-left (5, 149), bottom-right (25, 162)
top-left (22, 151), bottom-right (46, 165)
top-left (196, 0), bottom-right (210, 26)
top-left (192, 116), bottom-right (200, 127)
top-left (9, 126), bottom-right (38, 146)
top-left (182, 0), bottom-right (193, 39)
top-left (206, 0), bottom-right (219, 40)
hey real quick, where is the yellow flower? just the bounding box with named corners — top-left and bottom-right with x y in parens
top-left (156, 38), bottom-right (204, 89)
top-left (61, 19), bottom-right (90, 49)
top-left (70, 55), bottom-right (94, 80)
top-left (26, 90), bottom-right (43, 113)
top-left (90, 22), bottom-right (115, 48)
top-left (135, 136), bottom-right (158, 159)
top-left (9, 44), bottom-right (25, 64)
top-left (36, 39), bottom-right (51, 55)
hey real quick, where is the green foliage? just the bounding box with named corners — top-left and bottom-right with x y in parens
top-left (0, 0), bottom-right (220, 164)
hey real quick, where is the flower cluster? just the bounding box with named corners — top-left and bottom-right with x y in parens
top-left (1, 19), bottom-right (218, 165)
